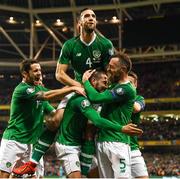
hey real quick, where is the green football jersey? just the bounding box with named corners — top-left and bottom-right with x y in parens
top-left (3, 82), bottom-right (55, 144)
top-left (130, 95), bottom-right (145, 151)
top-left (58, 33), bottom-right (114, 82)
top-left (84, 81), bottom-right (136, 144)
top-left (57, 95), bottom-right (124, 146)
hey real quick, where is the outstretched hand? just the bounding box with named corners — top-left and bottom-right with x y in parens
top-left (82, 69), bottom-right (96, 83)
top-left (73, 86), bottom-right (86, 97)
top-left (121, 123), bottom-right (143, 136)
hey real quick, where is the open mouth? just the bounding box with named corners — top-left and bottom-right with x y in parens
top-left (88, 22), bottom-right (94, 25)
top-left (34, 77), bottom-right (40, 81)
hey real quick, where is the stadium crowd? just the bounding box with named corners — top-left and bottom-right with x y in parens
top-left (139, 118), bottom-right (180, 140)
top-left (144, 153), bottom-right (180, 176)
top-left (134, 61), bottom-right (180, 98)
top-left (42, 152), bottom-right (180, 177)
top-left (43, 155), bottom-right (63, 177)
top-left (0, 61), bottom-right (180, 105)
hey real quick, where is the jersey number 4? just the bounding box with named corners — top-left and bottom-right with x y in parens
top-left (86, 58), bottom-right (93, 68)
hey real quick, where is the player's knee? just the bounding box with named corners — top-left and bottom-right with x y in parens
top-left (68, 171), bottom-right (81, 178)
top-left (0, 170), bottom-right (10, 178)
top-left (135, 176), bottom-right (149, 179)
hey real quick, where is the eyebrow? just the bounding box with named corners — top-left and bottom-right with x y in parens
top-left (82, 13), bottom-right (96, 18)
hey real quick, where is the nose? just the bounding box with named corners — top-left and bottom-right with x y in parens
top-left (89, 14), bottom-right (95, 20)
top-left (37, 70), bottom-right (41, 76)
top-left (89, 17), bottom-right (93, 21)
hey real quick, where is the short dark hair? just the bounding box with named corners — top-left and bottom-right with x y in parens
top-left (89, 68), bottom-right (106, 82)
top-left (110, 53), bottom-right (132, 73)
top-left (78, 8), bottom-right (94, 20)
top-left (19, 60), bottom-right (39, 74)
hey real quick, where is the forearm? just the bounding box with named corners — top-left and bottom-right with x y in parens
top-left (36, 87), bottom-right (75, 101)
top-left (94, 116), bottom-right (123, 132)
top-left (56, 70), bottom-right (81, 87)
top-left (84, 110), bottom-right (122, 132)
top-left (84, 80), bottom-right (113, 103)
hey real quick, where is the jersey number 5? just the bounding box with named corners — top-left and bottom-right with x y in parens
top-left (120, 158), bottom-right (126, 173)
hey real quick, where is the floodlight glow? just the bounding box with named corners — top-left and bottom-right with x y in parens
top-left (54, 19), bottom-right (64, 26)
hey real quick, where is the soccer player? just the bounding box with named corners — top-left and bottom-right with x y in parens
top-left (0, 59), bottom-right (84, 178)
top-left (82, 53), bottom-right (137, 178)
top-left (128, 71), bottom-right (149, 179)
top-left (12, 8), bottom-right (114, 177)
top-left (12, 70), bottom-right (142, 178)
top-left (53, 70), bottom-right (142, 178)
top-left (55, 7), bottom-right (114, 176)
top-left (56, 8), bottom-right (114, 86)
top-left (55, 7), bottom-right (114, 123)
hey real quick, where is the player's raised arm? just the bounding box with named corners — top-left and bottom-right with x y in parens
top-left (35, 86), bottom-right (85, 101)
top-left (56, 63), bottom-right (82, 87)
top-left (83, 80), bottom-right (114, 103)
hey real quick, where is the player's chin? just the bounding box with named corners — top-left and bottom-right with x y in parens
top-left (87, 26), bottom-right (95, 31)
top-left (86, 29), bottom-right (94, 33)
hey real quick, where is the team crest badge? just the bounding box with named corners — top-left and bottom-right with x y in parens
top-left (81, 99), bottom-right (90, 108)
top-left (93, 50), bottom-right (101, 59)
top-left (26, 87), bottom-right (35, 94)
top-left (6, 162), bottom-right (12, 168)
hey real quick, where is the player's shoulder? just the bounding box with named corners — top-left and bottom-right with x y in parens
top-left (96, 33), bottom-right (112, 45)
top-left (115, 82), bottom-right (135, 91)
top-left (136, 94), bottom-right (144, 100)
top-left (136, 95), bottom-right (144, 101)
top-left (13, 82), bottom-right (35, 97)
top-left (14, 82), bottom-right (46, 95)
top-left (70, 95), bottom-right (90, 108)
top-left (14, 82), bottom-right (31, 92)
top-left (113, 82), bottom-right (136, 97)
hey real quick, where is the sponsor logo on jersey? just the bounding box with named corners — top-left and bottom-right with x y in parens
top-left (93, 50), bottom-right (101, 58)
top-left (6, 162), bottom-right (12, 168)
top-left (26, 87), bottom-right (35, 94)
top-left (116, 88), bottom-right (124, 95)
top-left (76, 53), bottom-right (82, 57)
top-left (81, 99), bottom-right (90, 108)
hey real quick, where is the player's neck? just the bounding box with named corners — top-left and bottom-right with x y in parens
top-left (118, 74), bottom-right (129, 84)
top-left (22, 78), bottom-right (34, 86)
top-left (80, 31), bottom-right (96, 45)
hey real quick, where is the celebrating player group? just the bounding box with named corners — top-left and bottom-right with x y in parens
top-left (0, 8), bottom-right (148, 179)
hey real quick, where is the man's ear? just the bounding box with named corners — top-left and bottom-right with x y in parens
top-left (79, 20), bottom-right (82, 26)
top-left (90, 77), bottom-right (96, 86)
top-left (22, 71), bottom-right (27, 78)
top-left (121, 65), bottom-right (127, 73)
